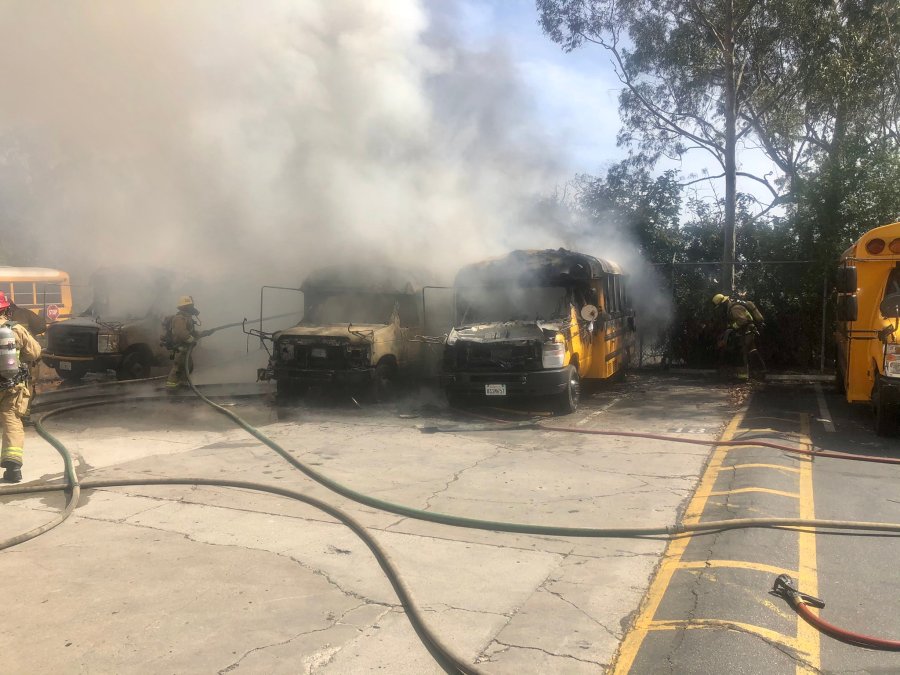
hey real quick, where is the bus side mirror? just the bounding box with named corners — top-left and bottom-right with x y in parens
top-left (836, 266), bottom-right (858, 294)
top-left (836, 294), bottom-right (858, 322)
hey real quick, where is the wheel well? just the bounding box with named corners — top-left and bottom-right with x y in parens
top-left (124, 344), bottom-right (156, 365)
top-left (376, 355), bottom-right (398, 369)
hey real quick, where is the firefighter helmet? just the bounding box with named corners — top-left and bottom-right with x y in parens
top-left (712, 293), bottom-right (728, 305)
top-left (177, 295), bottom-right (199, 315)
top-left (0, 291), bottom-right (10, 311)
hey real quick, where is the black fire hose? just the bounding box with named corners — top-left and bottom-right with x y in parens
top-left (3, 477), bottom-right (483, 675)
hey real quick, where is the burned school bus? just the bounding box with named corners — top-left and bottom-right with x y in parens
top-left (441, 249), bottom-right (635, 413)
top-left (834, 220), bottom-right (900, 435)
top-left (43, 268), bottom-right (173, 382)
top-left (257, 266), bottom-right (428, 398)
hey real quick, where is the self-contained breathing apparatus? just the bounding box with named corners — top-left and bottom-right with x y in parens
top-left (0, 323), bottom-right (28, 390)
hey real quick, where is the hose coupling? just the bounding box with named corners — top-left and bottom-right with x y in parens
top-left (772, 574), bottom-right (825, 609)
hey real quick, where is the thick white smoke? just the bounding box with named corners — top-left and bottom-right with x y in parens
top-left (0, 1), bottom-right (572, 285)
top-left (0, 0), bottom-right (670, 354)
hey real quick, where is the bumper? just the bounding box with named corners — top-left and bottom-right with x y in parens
top-left (441, 368), bottom-right (568, 398)
top-left (272, 367), bottom-right (374, 387)
top-left (42, 353), bottom-right (122, 372)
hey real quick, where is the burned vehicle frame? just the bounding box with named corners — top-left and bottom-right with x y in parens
top-left (440, 249), bottom-right (635, 414)
top-left (42, 268), bottom-right (174, 382)
top-left (250, 266), bottom-right (430, 399)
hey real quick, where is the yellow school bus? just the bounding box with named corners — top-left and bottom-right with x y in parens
top-left (0, 267), bottom-right (73, 334)
top-left (441, 249), bottom-right (636, 413)
top-left (834, 221), bottom-right (900, 435)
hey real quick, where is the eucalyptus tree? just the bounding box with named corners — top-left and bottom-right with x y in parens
top-left (538, 0), bottom-right (786, 291)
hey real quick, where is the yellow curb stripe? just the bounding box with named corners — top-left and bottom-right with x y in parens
top-left (611, 409), bottom-right (745, 674)
top-left (721, 463), bottom-right (801, 474)
top-left (677, 560), bottom-right (796, 577)
top-left (709, 487), bottom-right (800, 499)
top-left (647, 619), bottom-right (800, 652)
top-left (795, 414), bottom-right (820, 674)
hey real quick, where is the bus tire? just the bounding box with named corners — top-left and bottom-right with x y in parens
top-left (117, 347), bottom-right (153, 381)
top-left (554, 365), bottom-right (580, 415)
top-left (373, 360), bottom-right (398, 403)
top-left (874, 377), bottom-right (897, 437)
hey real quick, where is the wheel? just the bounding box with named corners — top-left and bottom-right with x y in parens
top-left (117, 349), bottom-right (153, 381)
top-left (553, 365), bottom-right (581, 415)
top-left (373, 361), bottom-right (398, 403)
top-left (874, 377), bottom-right (897, 436)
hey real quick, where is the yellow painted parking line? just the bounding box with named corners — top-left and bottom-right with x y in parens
top-left (611, 410), bottom-right (745, 675)
top-left (648, 619), bottom-right (800, 653)
top-left (795, 414), bottom-right (820, 674)
top-left (721, 463), bottom-right (801, 474)
top-left (677, 560), bottom-right (796, 577)
top-left (709, 487), bottom-right (800, 499)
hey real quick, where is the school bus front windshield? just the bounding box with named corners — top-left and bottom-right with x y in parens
top-left (456, 286), bottom-right (570, 325)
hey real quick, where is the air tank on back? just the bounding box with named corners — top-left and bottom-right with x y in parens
top-left (0, 325), bottom-right (20, 379)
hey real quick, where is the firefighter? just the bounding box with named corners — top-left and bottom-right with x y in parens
top-left (165, 296), bottom-right (210, 390)
top-left (0, 291), bottom-right (42, 483)
top-left (712, 293), bottom-right (766, 379)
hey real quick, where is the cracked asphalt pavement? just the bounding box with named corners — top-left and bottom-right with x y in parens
top-left (2, 372), bottom-right (737, 673)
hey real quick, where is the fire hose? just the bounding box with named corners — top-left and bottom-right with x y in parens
top-left (772, 575), bottom-right (900, 651)
top-left (6, 339), bottom-right (900, 666)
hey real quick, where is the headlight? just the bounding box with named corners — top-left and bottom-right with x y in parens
top-left (277, 342), bottom-right (295, 361)
top-left (97, 333), bottom-right (119, 353)
top-left (541, 341), bottom-right (566, 369)
top-left (885, 343), bottom-right (900, 377)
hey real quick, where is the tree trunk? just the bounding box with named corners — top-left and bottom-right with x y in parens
top-left (722, 0), bottom-right (738, 293)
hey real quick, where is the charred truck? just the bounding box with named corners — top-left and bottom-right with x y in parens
top-left (43, 269), bottom-right (173, 382)
top-left (441, 249), bottom-right (635, 414)
top-left (255, 266), bottom-right (429, 399)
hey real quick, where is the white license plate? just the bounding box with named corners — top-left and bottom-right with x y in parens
top-left (311, 348), bottom-right (327, 358)
top-left (59, 361), bottom-right (72, 371)
top-left (485, 384), bottom-right (507, 396)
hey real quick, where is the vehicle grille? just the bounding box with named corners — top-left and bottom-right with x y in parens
top-left (445, 341), bottom-right (541, 371)
top-left (277, 339), bottom-right (369, 370)
top-left (48, 327), bottom-right (98, 356)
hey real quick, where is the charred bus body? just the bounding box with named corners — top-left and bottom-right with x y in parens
top-left (42, 268), bottom-right (173, 382)
top-left (258, 266), bottom-right (430, 398)
top-left (441, 249), bottom-right (635, 413)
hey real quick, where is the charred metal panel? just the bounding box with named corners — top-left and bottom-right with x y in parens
top-left (454, 248), bottom-right (622, 288)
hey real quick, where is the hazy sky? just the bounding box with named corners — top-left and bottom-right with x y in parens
top-left (455, 0), bottom-right (778, 205)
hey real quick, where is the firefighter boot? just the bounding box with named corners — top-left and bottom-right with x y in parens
top-left (2, 465), bottom-right (22, 483)
top-left (1, 457), bottom-right (22, 483)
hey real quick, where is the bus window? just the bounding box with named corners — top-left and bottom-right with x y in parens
top-left (608, 277), bottom-right (620, 313)
top-left (12, 282), bottom-right (36, 307)
top-left (37, 284), bottom-right (63, 306)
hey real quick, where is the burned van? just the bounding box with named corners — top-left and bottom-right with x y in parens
top-left (441, 249), bottom-right (635, 414)
top-left (257, 266), bottom-right (428, 398)
top-left (43, 268), bottom-right (172, 382)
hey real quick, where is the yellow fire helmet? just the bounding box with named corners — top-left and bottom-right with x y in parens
top-left (177, 295), bottom-right (199, 314)
top-left (712, 293), bottom-right (728, 305)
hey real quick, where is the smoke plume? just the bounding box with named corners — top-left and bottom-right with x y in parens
top-left (0, 0), bottom-right (668, 340)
